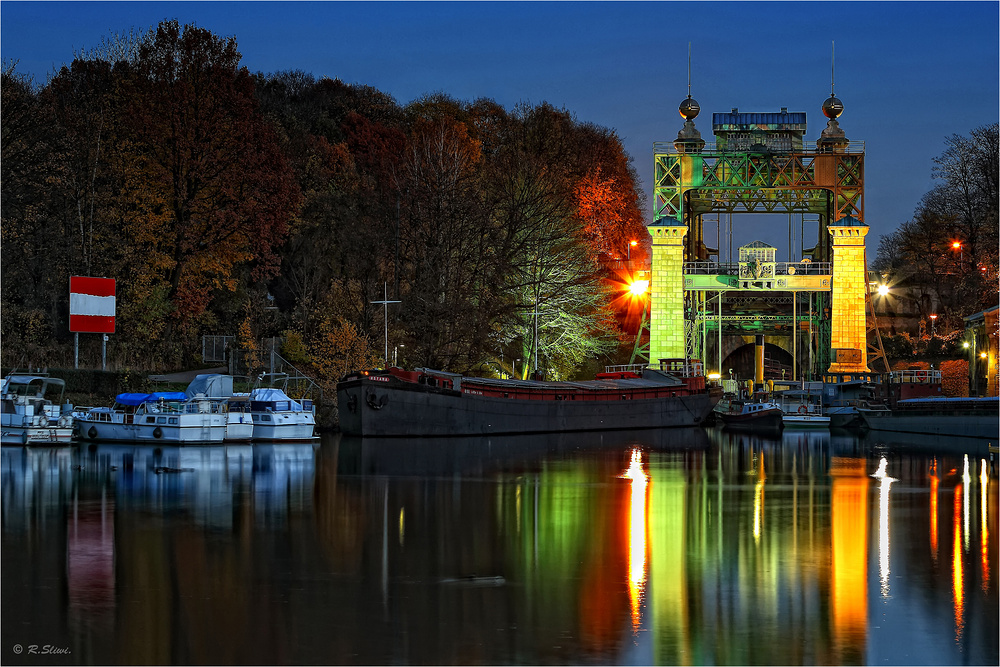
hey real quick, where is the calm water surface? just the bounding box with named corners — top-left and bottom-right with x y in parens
top-left (2, 428), bottom-right (997, 665)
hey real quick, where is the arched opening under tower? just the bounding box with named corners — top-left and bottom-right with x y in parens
top-left (721, 342), bottom-right (794, 382)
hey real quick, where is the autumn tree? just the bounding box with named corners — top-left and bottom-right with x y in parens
top-left (117, 20), bottom-right (300, 345)
top-left (394, 112), bottom-right (490, 369)
top-left (0, 65), bottom-right (72, 363)
top-left (488, 105), bottom-right (623, 379)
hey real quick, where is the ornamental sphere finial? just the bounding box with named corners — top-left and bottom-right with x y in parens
top-left (822, 95), bottom-right (844, 119)
top-left (679, 97), bottom-right (700, 121)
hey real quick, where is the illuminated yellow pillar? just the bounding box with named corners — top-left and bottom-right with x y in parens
top-left (648, 222), bottom-right (688, 363)
top-left (828, 218), bottom-right (871, 373)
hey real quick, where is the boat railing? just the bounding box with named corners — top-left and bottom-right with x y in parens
top-left (890, 369), bottom-right (942, 384)
top-left (605, 358), bottom-right (705, 378)
top-left (655, 358), bottom-right (704, 377)
top-left (604, 364), bottom-right (648, 376)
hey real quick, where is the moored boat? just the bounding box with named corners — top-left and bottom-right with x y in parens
top-left (73, 391), bottom-right (228, 443)
top-left (336, 359), bottom-right (720, 438)
top-left (246, 388), bottom-right (316, 441)
top-left (859, 396), bottom-right (999, 439)
top-left (776, 389), bottom-right (829, 429)
top-left (184, 374), bottom-right (253, 442)
top-left (184, 374), bottom-right (317, 441)
top-left (713, 393), bottom-right (785, 435)
top-left (1, 374), bottom-right (75, 445)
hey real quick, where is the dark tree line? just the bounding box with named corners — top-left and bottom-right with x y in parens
top-left (1, 21), bottom-right (648, 387)
top-left (873, 123), bottom-right (999, 328)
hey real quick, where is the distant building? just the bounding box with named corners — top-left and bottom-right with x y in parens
top-left (962, 305), bottom-right (998, 397)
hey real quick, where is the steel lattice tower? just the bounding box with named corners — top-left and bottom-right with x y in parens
top-left (646, 90), bottom-right (873, 379)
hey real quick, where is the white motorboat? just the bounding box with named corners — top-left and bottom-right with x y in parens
top-left (74, 391), bottom-right (228, 443)
top-left (1, 374), bottom-right (75, 445)
top-left (184, 374), bottom-right (253, 442)
top-left (184, 374), bottom-right (316, 441)
top-left (247, 388), bottom-right (316, 441)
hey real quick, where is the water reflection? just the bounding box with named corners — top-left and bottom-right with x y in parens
top-left (872, 457), bottom-right (896, 599)
top-left (1, 428), bottom-right (997, 666)
top-left (620, 449), bottom-right (648, 634)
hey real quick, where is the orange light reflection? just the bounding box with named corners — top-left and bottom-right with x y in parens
top-left (930, 473), bottom-right (939, 561)
top-left (621, 448), bottom-right (649, 633)
top-left (981, 460), bottom-right (991, 592)
top-left (953, 484), bottom-right (965, 643)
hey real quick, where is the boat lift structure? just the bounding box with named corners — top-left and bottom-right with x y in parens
top-left (644, 83), bottom-right (886, 381)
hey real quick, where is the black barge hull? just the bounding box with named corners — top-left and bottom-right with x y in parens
top-left (337, 377), bottom-right (718, 437)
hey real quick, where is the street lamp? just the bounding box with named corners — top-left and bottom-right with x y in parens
top-left (628, 240), bottom-right (638, 261)
top-left (929, 313), bottom-right (937, 336)
top-left (877, 284), bottom-right (889, 297)
top-left (629, 279), bottom-right (649, 297)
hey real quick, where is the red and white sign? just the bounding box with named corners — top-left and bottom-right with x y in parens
top-left (70, 276), bottom-right (116, 333)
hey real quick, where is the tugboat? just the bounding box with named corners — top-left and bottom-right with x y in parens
top-left (713, 391), bottom-right (784, 435)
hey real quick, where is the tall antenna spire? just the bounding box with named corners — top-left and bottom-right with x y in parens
top-left (687, 42), bottom-right (692, 98)
top-left (831, 40), bottom-right (835, 96)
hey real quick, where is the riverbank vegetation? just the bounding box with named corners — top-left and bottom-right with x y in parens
top-left (2, 21), bottom-right (647, 395)
top-left (3, 21), bottom-right (995, 401)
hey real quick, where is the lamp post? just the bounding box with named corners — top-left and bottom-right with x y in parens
top-left (929, 313), bottom-right (937, 337)
top-left (371, 282), bottom-right (401, 368)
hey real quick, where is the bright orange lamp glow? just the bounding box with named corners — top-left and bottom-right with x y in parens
top-left (629, 280), bottom-right (649, 296)
top-left (952, 241), bottom-right (962, 250)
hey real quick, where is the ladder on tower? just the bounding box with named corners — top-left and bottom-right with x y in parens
top-left (865, 253), bottom-right (889, 374)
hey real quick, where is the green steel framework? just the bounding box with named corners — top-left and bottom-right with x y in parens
top-left (653, 142), bottom-right (865, 261)
top-left (650, 142), bottom-right (869, 378)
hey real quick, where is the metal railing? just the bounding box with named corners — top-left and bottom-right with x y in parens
top-left (684, 261), bottom-right (832, 276)
top-left (653, 141), bottom-right (866, 155)
top-left (889, 369), bottom-right (942, 384)
top-left (605, 358), bottom-right (704, 378)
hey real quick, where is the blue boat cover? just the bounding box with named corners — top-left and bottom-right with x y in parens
top-left (115, 391), bottom-right (188, 406)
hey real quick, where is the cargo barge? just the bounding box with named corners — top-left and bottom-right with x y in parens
top-left (337, 360), bottom-right (721, 438)
top-left (859, 396), bottom-right (999, 440)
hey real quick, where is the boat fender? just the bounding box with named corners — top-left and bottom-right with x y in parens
top-left (153, 426), bottom-right (163, 439)
top-left (366, 392), bottom-right (388, 410)
top-left (88, 426), bottom-right (98, 440)
top-left (347, 394), bottom-right (358, 414)
top-left (798, 405), bottom-right (808, 415)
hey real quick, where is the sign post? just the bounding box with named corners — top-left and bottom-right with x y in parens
top-left (70, 277), bottom-right (116, 370)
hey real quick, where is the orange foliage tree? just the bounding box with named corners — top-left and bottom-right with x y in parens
top-left (119, 20), bottom-right (300, 340)
top-left (305, 314), bottom-right (381, 415)
top-left (938, 359), bottom-right (969, 397)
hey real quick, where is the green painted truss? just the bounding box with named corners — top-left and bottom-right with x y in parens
top-left (653, 145), bottom-right (865, 224)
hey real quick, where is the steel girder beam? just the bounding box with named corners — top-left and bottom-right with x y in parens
top-left (653, 149), bottom-right (864, 224)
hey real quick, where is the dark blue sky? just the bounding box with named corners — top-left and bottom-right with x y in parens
top-left (2, 1), bottom-right (998, 254)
